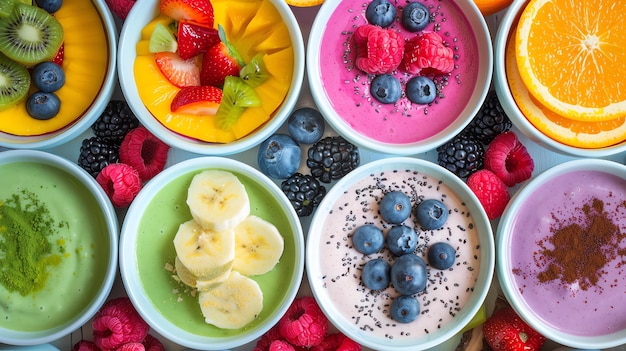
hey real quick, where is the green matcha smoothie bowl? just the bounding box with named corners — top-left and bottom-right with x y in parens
top-left (0, 150), bottom-right (118, 345)
top-left (119, 157), bottom-right (304, 350)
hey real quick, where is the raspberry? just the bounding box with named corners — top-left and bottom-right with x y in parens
top-left (117, 343), bottom-right (145, 351)
top-left (73, 340), bottom-right (101, 351)
top-left (483, 131), bottom-right (534, 187)
top-left (119, 126), bottom-right (170, 182)
top-left (466, 169), bottom-right (511, 220)
top-left (278, 296), bottom-right (329, 347)
top-left (105, 0), bottom-right (136, 19)
top-left (142, 334), bottom-right (165, 351)
top-left (96, 163), bottom-right (142, 208)
top-left (92, 297), bottom-right (150, 351)
top-left (352, 24), bottom-right (405, 74)
top-left (401, 31), bottom-right (454, 75)
top-left (269, 340), bottom-right (295, 351)
top-left (254, 325), bottom-right (283, 351)
top-left (310, 332), bottom-right (362, 351)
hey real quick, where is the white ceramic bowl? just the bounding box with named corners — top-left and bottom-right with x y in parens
top-left (493, 0), bottom-right (626, 157)
top-left (118, 0), bottom-right (305, 155)
top-left (497, 159), bottom-right (626, 349)
top-left (119, 157), bottom-right (304, 350)
top-left (0, 0), bottom-right (117, 150)
top-left (307, 0), bottom-right (492, 156)
top-left (0, 150), bottom-right (118, 345)
top-left (306, 157), bottom-right (494, 350)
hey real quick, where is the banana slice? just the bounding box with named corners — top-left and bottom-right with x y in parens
top-left (174, 256), bottom-right (231, 291)
top-left (232, 215), bottom-right (284, 276)
top-left (186, 170), bottom-right (251, 231)
top-left (198, 270), bottom-right (264, 329)
top-left (173, 219), bottom-right (235, 280)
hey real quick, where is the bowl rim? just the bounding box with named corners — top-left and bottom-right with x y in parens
top-left (0, 149), bottom-right (119, 345)
top-left (306, 0), bottom-right (493, 156)
top-left (0, 0), bottom-right (118, 150)
top-left (496, 158), bottom-right (626, 349)
top-left (492, 0), bottom-right (626, 158)
top-left (117, 0), bottom-right (305, 156)
top-left (306, 156), bottom-right (495, 350)
top-left (119, 156), bottom-right (305, 350)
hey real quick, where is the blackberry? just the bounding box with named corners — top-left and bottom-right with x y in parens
top-left (91, 100), bottom-right (139, 146)
top-left (464, 90), bottom-right (511, 144)
top-left (437, 132), bottom-right (484, 179)
top-left (281, 173), bottom-right (327, 217)
top-left (78, 136), bottom-right (119, 178)
top-left (306, 136), bottom-right (360, 183)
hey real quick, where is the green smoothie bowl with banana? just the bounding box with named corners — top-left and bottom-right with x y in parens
top-left (119, 156), bottom-right (304, 350)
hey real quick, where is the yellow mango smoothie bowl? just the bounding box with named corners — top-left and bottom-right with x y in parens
top-left (118, 0), bottom-right (305, 155)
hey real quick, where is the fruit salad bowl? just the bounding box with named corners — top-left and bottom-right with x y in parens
top-left (493, 0), bottom-right (626, 157)
top-left (117, 0), bottom-right (305, 155)
top-left (0, 0), bottom-right (117, 150)
top-left (306, 157), bottom-right (495, 350)
top-left (0, 150), bottom-right (118, 345)
top-left (307, 0), bottom-right (492, 156)
top-left (119, 157), bottom-right (305, 350)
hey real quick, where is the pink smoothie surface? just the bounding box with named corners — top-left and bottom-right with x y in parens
top-left (316, 169), bottom-right (483, 340)
top-left (318, 0), bottom-right (480, 144)
top-left (508, 170), bottom-right (626, 336)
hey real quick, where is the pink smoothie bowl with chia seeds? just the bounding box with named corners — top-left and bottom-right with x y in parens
top-left (307, 0), bottom-right (492, 156)
top-left (496, 159), bottom-right (626, 349)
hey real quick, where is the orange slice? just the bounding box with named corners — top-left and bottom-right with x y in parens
top-left (515, 0), bottom-right (626, 122)
top-left (472, 0), bottom-right (513, 16)
top-left (506, 23), bottom-right (626, 149)
top-left (284, 0), bottom-right (324, 7)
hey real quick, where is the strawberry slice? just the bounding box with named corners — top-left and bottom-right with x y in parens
top-left (177, 21), bottom-right (220, 60)
top-left (53, 42), bottom-right (64, 66)
top-left (200, 42), bottom-right (242, 87)
top-left (171, 85), bottom-right (222, 115)
top-left (154, 52), bottom-right (201, 88)
top-left (159, 0), bottom-right (214, 27)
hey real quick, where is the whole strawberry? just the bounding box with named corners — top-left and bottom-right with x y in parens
top-left (483, 306), bottom-right (546, 351)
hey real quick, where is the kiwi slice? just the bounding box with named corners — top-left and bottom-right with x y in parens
top-left (0, 52), bottom-right (30, 111)
top-left (215, 76), bottom-right (261, 131)
top-left (240, 53), bottom-right (269, 88)
top-left (149, 22), bottom-right (177, 53)
top-left (0, 3), bottom-right (64, 66)
top-left (0, 0), bottom-right (19, 19)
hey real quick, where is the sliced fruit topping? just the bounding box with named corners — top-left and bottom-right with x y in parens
top-left (149, 22), bottom-right (178, 53)
top-left (214, 76), bottom-right (260, 131)
top-left (177, 20), bottom-right (219, 60)
top-left (351, 24), bottom-right (404, 74)
top-left (159, 0), bottom-right (214, 27)
top-left (239, 52), bottom-right (268, 88)
top-left (171, 85), bottom-right (222, 115)
top-left (401, 31), bottom-right (454, 75)
top-left (51, 41), bottom-right (63, 66)
top-left (0, 52), bottom-right (30, 111)
top-left (232, 215), bottom-right (284, 276)
top-left (119, 126), bottom-right (170, 182)
top-left (199, 41), bottom-right (241, 87)
top-left (483, 131), bottom-right (534, 187)
top-left (154, 51), bottom-right (200, 87)
top-left (466, 169), bottom-right (510, 220)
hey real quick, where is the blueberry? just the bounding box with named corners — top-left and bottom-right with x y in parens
top-left (361, 258), bottom-right (391, 290)
top-left (35, 0), bottom-right (62, 13)
top-left (401, 2), bottom-right (430, 32)
top-left (32, 61), bottom-right (65, 93)
top-left (390, 253), bottom-right (428, 295)
top-left (352, 224), bottom-right (384, 255)
top-left (385, 225), bottom-right (418, 256)
top-left (257, 134), bottom-right (301, 179)
top-left (287, 107), bottom-right (325, 144)
top-left (365, 0), bottom-right (397, 28)
top-left (390, 295), bottom-right (420, 323)
top-left (415, 199), bottom-right (449, 230)
top-left (406, 76), bottom-right (436, 105)
top-left (427, 242), bottom-right (456, 270)
top-left (370, 74), bottom-right (402, 104)
top-left (379, 190), bottom-right (411, 224)
top-left (26, 92), bottom-right (61, 120)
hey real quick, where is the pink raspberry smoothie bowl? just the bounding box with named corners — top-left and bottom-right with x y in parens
top-left (307, 0), bottom-right (492, 155)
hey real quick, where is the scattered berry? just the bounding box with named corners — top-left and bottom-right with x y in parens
top-left (105, 0), bottom-right (136, 19)
top-left (379, 190), bottom-right (412, 224)
top-left (390, 295), bottom-right (420, 323)
top-left (119, 126), bottom-right (170, 182)
top-left (117, 343), bottom-right (145, 351)
top-left (278, 296), bottom-right (329, 348)
top-left (31, 61), bottom-right (65, 93)
top-left (385, 225), bottom-right (418, 256)
top-left (287, 107), bottom-right (325, 145)
top-left (464, 90), bottom-right (511, 144)
top-left (437, 132), bottom-right (484, 179)
top-left (72, 340), bottom-right (100, 351)
top-left (92, 297), bottom-right (150, 351)
top-left (96, 163), bottom-right (142, 208)
top-left (78, 136), bottom-right (119, 178)
top-left (466, 169), bottom-right (510, 220)
top-left (352, 224), bottom-right (384, 255)
top-left (427, 242), bottom-right (456, 270)
top-left (484, 131), bottom-right (534, 187)
top-left (390, 253), bottom-right (428, 295)
top-left (361, 257), bottom-right (391, 290)
top-left (401, 1), bottom-right (430, 32)
top-left (258, 133), bottom-right (302, 179)
top-left (307, 136), bottom-right (360, 184)
top-left (254, 326), bottom-right (283, 351)
top-left (35, 0), bottom-right (62, 13)
top-left (280, 172), bottom-right (327, 217)
top-left (370, 74), bottom-right (402, 104)
top-left (352, 24), bottom-right (404, 74)
top-left (415, 198), bottom-right (448, 230)
top-left (142, 334), bottom-right (165, 351)
top-left (91, 100), bottom-right (140, 146)
top-left (309, 332), bottom-right (361, 351)
top-left (26, 91), bottom-right (60, 120)
top-left (269, 340), bottom-right (295, 351)
top-left (401, 31), bottom-right (455, 75)
top-left (405, 75), bottom-right (436, 105)
top-left (483, 306), bottom-right (546, 351)
top-left (365, 0), bottom-right (396, 28)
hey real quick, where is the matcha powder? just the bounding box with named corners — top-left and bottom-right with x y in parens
top-left (0, 190), bottom-right (64, 296)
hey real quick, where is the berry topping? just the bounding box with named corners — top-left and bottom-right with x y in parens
top-left (427, 242), bottom-right (456, 270)
top-left (307, 136), bottom-right (360, 184)
top-left (466, 169), bottom-right (510, 220)
top-left (352, 224), bottom-right (384, 255)
top-left (96, 163), bottom-right (143, 208)
top-left (31, 61), bottom-right (65, 93)
top-left (483, 306), bottom-right (546, 351)
top-left (177, 21), bottom-right (220, 60)
top-left (401, 31), bottom-right (455, 75)
top-left (278, 296), bottom-right (329, 348)
top-left (142, 334), bottom-right (165, 351)
top-left (361, 257), bottom-right (391, 290)
top-left (78, 136), bottom-right (120, 178)
top-left (484, 131), bottom-right (534, 187)
top-left (437, 132), bottom-right (484, 179)
top-left (91, 100), bottom-right (140, 146)
top-left (370, 74), bottom-right (402, 104)
top-left (52, 43), bottom-right (64, 66)
top-left (405, 75), bottom-right (436, 105)
top-left (464, 90), bottom-right (512, 144)
top-left (35, 0), bottom-right (62, 13)
top-left (390, 295), bottom-right (420, 323)
top-left (254, 326), bottom-right (286, 351)
top-left (415, 198), bottom-right (448, 230)
top-left (287, 107), bottom-right (325, 145)
top-left (309, 333), bottom-right (361, 351)
top-left (72, 340), bottom-right (100, 351)
top-left (26, 91), bottom-right (60, 120)
top-left (379, 190), bottom-right (412, 224)
top-left (352, 24), bottom-right (405, 75)
top-left (281, 172), bottom-right (327, 217)
top-left (159, 0), bottom-right (214, 27)
top-left (117, 343), bottom-right (145, 351)
top-left (401, 1), bottom-right (430, 32)
top-left (154, 52), bottom-right (201, 88)
top-left (390, 253), bottom-right (428, 295)
top-left (170, 85), bottom-right (222, 115)
top-left (365, 0), bottom-right (396, 28)
top-left (200, 41), bottom-right (242, 87)
top-left (92, 297), bottom-right (150, 351)
top-left (269, 340), bottom-right (296, 351)
top-left (257, 134), bottom-right (302, 179)
top-left (385, 224), bottom-right (418, 256)
top-left (119, 126), bottom-right (170, 182)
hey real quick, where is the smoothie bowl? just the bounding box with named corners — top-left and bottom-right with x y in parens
top-left (306, 157), bottom-right (494, 350)
top-left (0, 0), bottom-right (117, 150)
top-left (493, 0), bottom-right (626, 157)
top-left (119, 157), bottom-right (304, 350)
top-left (307, 0), bottom-right (492, 155)
top-left (0, 150), bottom-right (118, 345)
top-left (118, 0), bottom-right (305, 155)
top-left (496, 159), bottom-right (626, 349)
